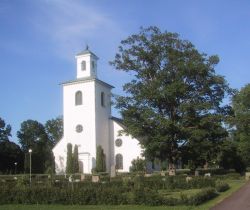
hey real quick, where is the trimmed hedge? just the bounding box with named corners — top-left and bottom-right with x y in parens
top-left (187, 188), bottom-right (218, 205)
top-left (0, 175), bottom-right (229, 206)
top-left (0, 184), bottom-right (219, 206)
top-left (215, 180), bottom-right (230, 192)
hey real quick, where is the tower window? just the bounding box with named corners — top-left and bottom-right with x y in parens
top-left (75, 91), bottom-right (82, 105)
top-left (81, 61), bottom-right (86, 71)
top-left (115, 154), bottom-right (123, 170)
top-left (101, 92), bottom-right (105, 107)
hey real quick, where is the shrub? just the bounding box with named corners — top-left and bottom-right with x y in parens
top-left (215, 181), bottom-right (230, 192)
top-left (187, 187), bottom-right (217, 205)
top-left (195, 168), bottom-right (228, 176)
top-left (96, 146), bottom-right (106, 173)
top-left (133, 188), bottom-right (164, 205)
top-left (130, 158), bottom-right (146, 172)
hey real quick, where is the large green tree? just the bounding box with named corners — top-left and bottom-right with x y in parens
top-left (0, 117), bottom-right (23, 173)
top-left (0, 140), bottom-right (24, 174)
top-left (17, 120), bottom-right (54, 173)
top-left (45, 116), bottom-right (63, 147)
top-left (231, 83), bottom-right (250, 166)
top-left (111, 26), bottom-right (232, 171)
top-left (0, 117), bottom-right (12, 142)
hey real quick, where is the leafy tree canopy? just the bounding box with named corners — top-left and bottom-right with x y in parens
top-left (0, 117), bottom-right (12, 142)
top-left (17, 120), bottom-right (54, 173)
top-left (232, 83), bottom-right (250, 134)
top-left (231, 83), bottom-right (250, 166)
top-left (111, 26), bottom-right (232, 168)
top-left (45, 116), bottom-right (63, 146)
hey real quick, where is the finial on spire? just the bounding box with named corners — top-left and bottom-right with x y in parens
top-left (86, 44), bottom-right (89, 50)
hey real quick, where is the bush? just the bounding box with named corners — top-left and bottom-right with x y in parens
top-left (0, 174), bottom-right (224, 205)
top-left (215, 181), bottom-right (230, 192)
top-left (130, 158), bottom-right (146, 173)
top-left (133, 188), bottom-right (164, 205)
top-left (187, 187), bottom-right (218, 205)
top-left (195, 168), bottom-right (228, 176)
top-left (214, 172), bottom-right (241, 180)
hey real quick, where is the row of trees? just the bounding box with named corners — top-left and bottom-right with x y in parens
top-left (111, 26), bottom-right (250, 173)
top-left (1, 26), bottom-right (250, 175)
top-left (0, 116), bottom-right (63, 174)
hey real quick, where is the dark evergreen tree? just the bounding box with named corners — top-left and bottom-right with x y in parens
top-left (73, 144), bottom-right (79, 173)
top-left (66, 143), bottom-right (73, 174)
top-left (96, 145), bottom-right (106, 172)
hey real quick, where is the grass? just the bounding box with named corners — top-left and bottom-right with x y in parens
top-left (0, 179), bottom-right (245, 210)
top-left (159, 188), bottom-right (201, 199)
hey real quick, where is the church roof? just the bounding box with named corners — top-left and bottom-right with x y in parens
top-left (110, 116), bottom-right (126, 129)
top-left (61, 77), bottom-right (114, 89)
top-left (76, 45), bottom-right (99, 59)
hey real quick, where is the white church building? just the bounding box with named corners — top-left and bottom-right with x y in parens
top-left (53, 47), bottom-right (143, 174)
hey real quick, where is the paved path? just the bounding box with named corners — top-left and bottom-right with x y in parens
top-left (211, 181), bottom-right (250, 210)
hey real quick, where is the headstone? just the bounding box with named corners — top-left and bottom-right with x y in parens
top-left (169, 169), bottom-right (176, 176)
top-left (110, 165), bottom-right (116, 178)
top-left (245, 172), bottom-right (250, 180)
top-left (195, 170), bottom-right (199, 176)
top-left (204, 173), bottom-right (211, 177)
top-left (68, 175), bottom-right (73, 182)
top-left (80, 174), bottom-right (85, 181)
top-left (186, 176), bottom-right (193, 182)
top-left (92, 175), bottom-right (100, 183)
top-left (144, 173), bottom-right (152, 177)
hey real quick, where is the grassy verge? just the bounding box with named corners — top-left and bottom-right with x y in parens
top-left (0, 179), bottom-right (245, 210)
top-left (191, 179), bottom-right (246, 210)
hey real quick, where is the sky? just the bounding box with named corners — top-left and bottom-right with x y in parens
top-left (0, 0), bottom-right (250, 143)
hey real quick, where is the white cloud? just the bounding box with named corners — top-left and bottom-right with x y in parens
top-left (32, 0), bottom-right (124, 60)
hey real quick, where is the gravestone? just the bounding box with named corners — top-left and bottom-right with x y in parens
top-left (92, 175), bottom-right (100, 183)
top-left (80, 174), bottom-right (85, 181)
top-left (169, 169), bottom-right (176, 176)
top-left (195, 170), bottom-right (199, 176)
top-left (245, 172), bottom-right (250, 180)
top-left (186, 176), bottom-right (192, 182)
top-left (111, 165), bottom-right (116, 178)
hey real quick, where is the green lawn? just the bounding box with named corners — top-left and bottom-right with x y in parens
top-left (0, 179), bottom-right (245, 210)
top-left (159, 188), bottom-right (201, 199)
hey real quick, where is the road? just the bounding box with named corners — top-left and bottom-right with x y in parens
top-left (211, 181), bottom-right (250, 210)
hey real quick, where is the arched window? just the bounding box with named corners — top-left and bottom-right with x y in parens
top-left (115, 154), bottom-right (123, 169)
top-left (101, 92), bottom-right (105, 107)
top-left (81, 61), bottom-right (86, 71)
top-left (75, 91), bottom-right (82, 105)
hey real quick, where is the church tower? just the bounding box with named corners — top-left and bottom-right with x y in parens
top-left (56, 46), bottom-right (113, 174)
top-left (75, 45), bottom-right (98, 79)
top-left (53, 46), bottom-right (143, 174)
